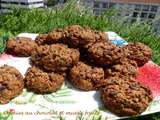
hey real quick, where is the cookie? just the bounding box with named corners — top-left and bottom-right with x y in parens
top-left (88, 41), bottom-right (126, 66)
top-left (84, 30), bottom-right (110, 49)
top-left (46, 29), bottom-right (66, 44)
top-left (35, 34), bottom-right (48, 45)
top-left (105, 58), bottom-right (138, 78)
top-left (69, 62), bottom-right (104, 91)
top-left (25, 66), bottom-right (65, 94)
top-left (6, 37), bottom-right (37, 57)
top-left (123, 42), bottom-right (152, 67)
top-left (0, 65), bottom-right (24, 104)
top-left (101, 76), bottom-right (153, 116)
top-left (65, 25), bottom-right (96, 48)
top-left (31, 44), bottom-right (80, 72)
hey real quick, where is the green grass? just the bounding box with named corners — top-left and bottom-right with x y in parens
top-left (0, 0), bottom-right (160, 119)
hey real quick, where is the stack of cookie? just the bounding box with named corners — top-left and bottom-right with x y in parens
top-left (1, 25), bottom-right (153, 117)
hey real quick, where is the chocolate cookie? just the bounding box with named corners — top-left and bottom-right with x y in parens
top-left (65, 25), bottom-right (96, 48)
top-left (25, 66), bottom-right (64, 94)
top-left (35, 34), bottom-right (48, 45)
top-left (0, 65), bottom-right (24, 104)
top-left (31, 44), bottom-right (80, 72)
top-left (46, 29), bottom-right (66, 44)
top-left (6, 37), bottom-right (37, 57)
top-left (123, 42), bottom-right (152, 67)
top-left (88, 41), bottom-right (126, 66)
top-left (101, 76), bottom-right (153, 116)
top-left (105, 58), bottom-right (138, 78)
top-left (84, 30), bottom-right (110, 49)
top-left (69, 62), bottom-right (104, 91)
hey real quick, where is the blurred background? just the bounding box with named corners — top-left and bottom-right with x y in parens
top-left (0, 0), bottom-right (160, 35)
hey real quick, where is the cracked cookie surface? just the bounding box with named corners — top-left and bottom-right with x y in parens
top-left (6, 37), bottom-right (37, 57)
top-left (25, 66), bottom-right (65, 94)
top-left (123, 42), bottom-right (152, 67)
top-left (31, 44), bottom-right (80, 72)
top-left (0, 65), bottom-right (24, 104)
top-left (69, 62), bottom-right (104, 91)
top-left (101, 76), bottom-right (153, 116)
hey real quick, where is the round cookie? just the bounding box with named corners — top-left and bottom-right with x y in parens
top-left (65, 25), bottom-right (96, 48)
top-left (69, 62), bottom-right (105, 91)
top-left (101, 76), bottom-right (153, 116)
top-left (6, 37), bottom-right (37, 57)
top-left (25, 66), bottom-right (65, 94)
top-left (123, 42), bottom-right (152, 67)
top-left (0, 65), bottom-right (24, 104)
top-left (88, 41), bottom-right (125, 66)
top-left (105, 58), bottom-right (138, 78)
top-left (84, 30), bottom-right (110, 49)
top-left (46, 29), bottom-right (66, 44)
top-left (35, 34), bottom-right (48, 45)
top-left (31, 44), bottom-right (80, 72)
